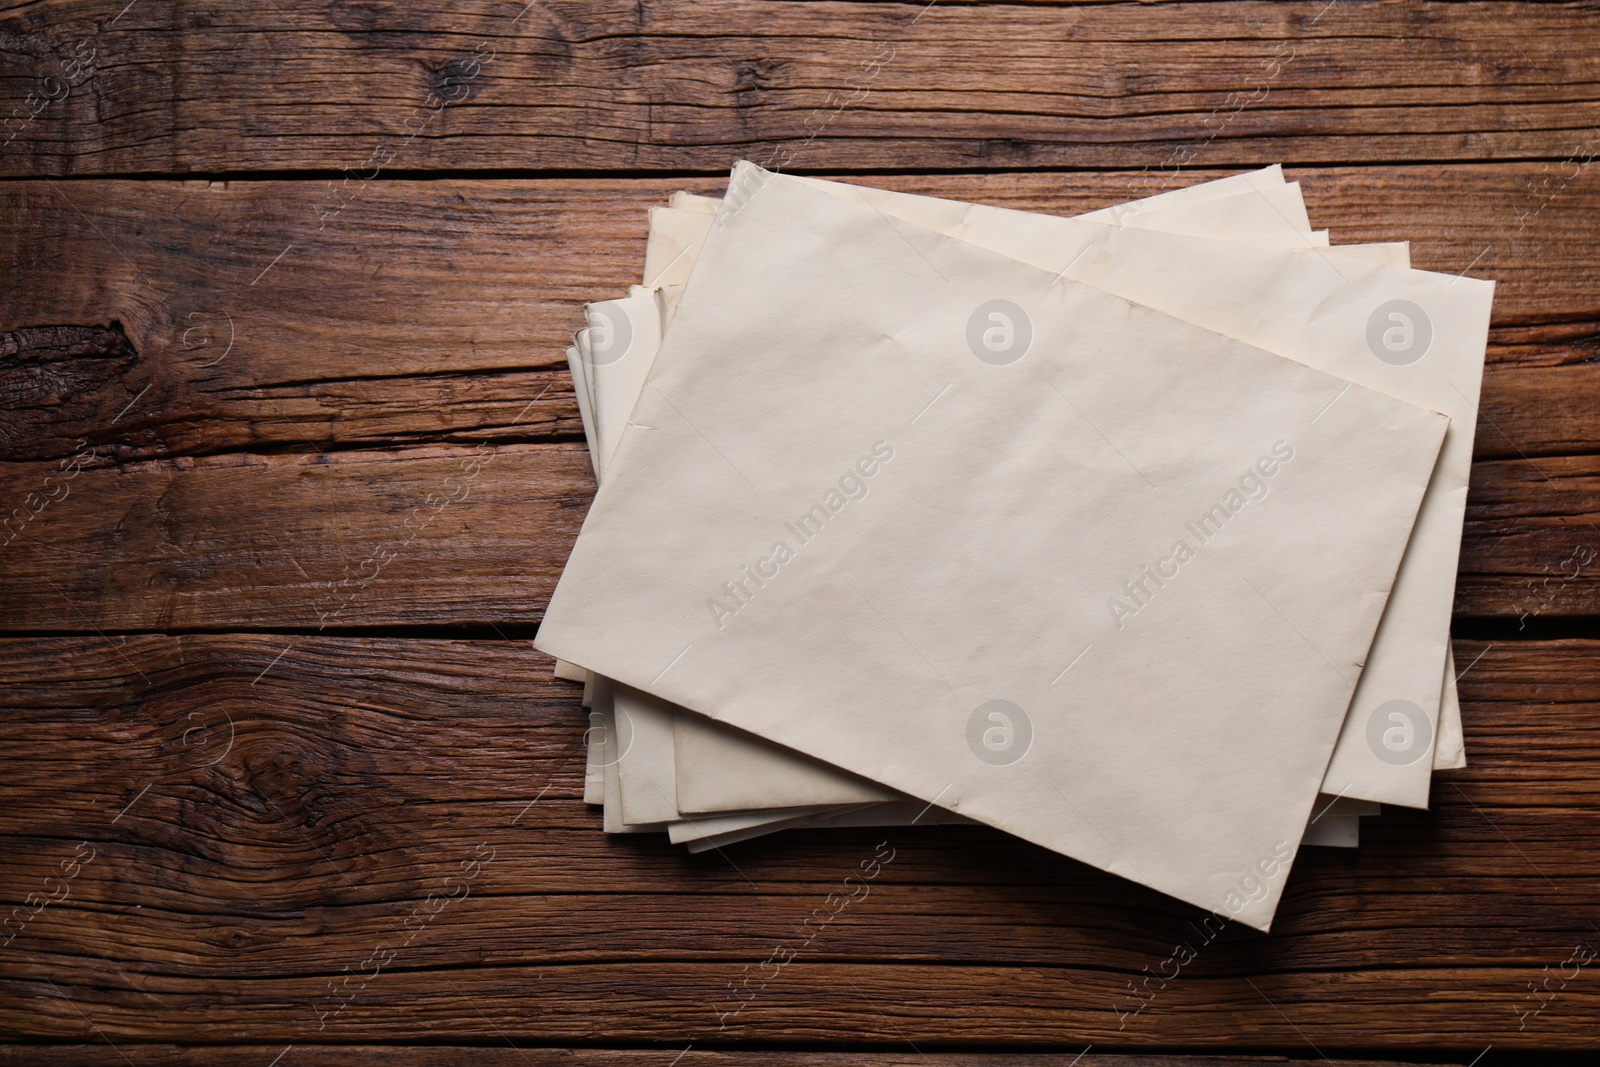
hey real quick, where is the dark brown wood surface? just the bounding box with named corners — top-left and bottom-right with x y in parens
top-left (2, 170), bottom-right (1599, 629)
top-left (0, 1052), bottom-right (1452, 1067)
top-left (1, 0), bottom-right (1598, 175)
top-left (2, 0), bottom-right (1598, 1063)
top-left (0, 636), bottom-right (1595, 1056)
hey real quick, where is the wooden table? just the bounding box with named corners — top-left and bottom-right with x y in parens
top-left (2, 1), bottom-right (1597, 1063)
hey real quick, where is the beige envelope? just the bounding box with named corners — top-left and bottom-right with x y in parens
top-left (796, 173), bottom-right (1488, 809)
top-left (600, 174), bottom-right (1353, 828)
top-left (683, 801), bottom-right (1362, 854)
top-left (631, 176), bottom-right (1479, 817)
top-left (1434, 647), bottom-right (1467, 769)
top-left (575, 177), bottom-right (1460, 840)
top-left (537, 167), bottom-right (1446, 927)
top-left (565, 339), bottom-right (601, 481)
top-left (654, 217), bottom-right (1435, 825)
top-left (682, 799), bottom-right (975, 853)
top-left (570, 173), bottom-right (1461, 840)
top-left (594, 680), bottom-right (666, 834)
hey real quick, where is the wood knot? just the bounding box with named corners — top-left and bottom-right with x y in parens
top-left (0, 320), bottom-right (135, 364)
top-left (0, 322), bottom-right (140, 460)
top-left (733, 58), bottom-right (781, 95)
top-left (429, 56), bottom-right (487, 106)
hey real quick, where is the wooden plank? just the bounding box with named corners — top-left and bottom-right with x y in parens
top-left (2, 436), bottom-right (1599, 629)
top-left (0, 442), bottom-right (592, 630)
top-left (0, 1050), bottom-right (1445, 1067)
top-left (0, 636), bottom-right (1592, 1049)
top-left (1, 1), bottom-right (1597, 175)
top-left (0, 165), bottom-right (1595, 468)
top-left (1456, 455), bottom-right (1600, 621)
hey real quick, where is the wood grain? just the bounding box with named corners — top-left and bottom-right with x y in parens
top-left (0, 1050), bottom-right (1444, 1067)
top-left (1456, 456), bottom-right (1600, 621)
top-left (1, 166), bottom-right (1598, 626)
top-left (0, 636), bottom-right (1594, 1051)
top-left (0, 442), bottom-right (594, 631)
top-left (4, 438), bottom-right (1600, 629)
top-left (1, 1), bottom-right (1598, 176)
top-left (2, 167), bottom-right (1593, 467)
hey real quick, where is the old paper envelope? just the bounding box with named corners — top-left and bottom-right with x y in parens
top-left (538, 169), bottom-right (1445, 926)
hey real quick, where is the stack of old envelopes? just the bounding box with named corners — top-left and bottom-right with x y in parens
top-left (536, 164), bottom-right (1494, 931)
